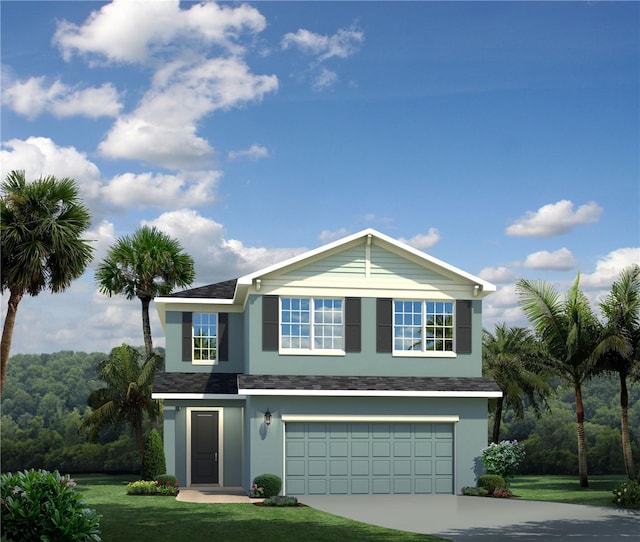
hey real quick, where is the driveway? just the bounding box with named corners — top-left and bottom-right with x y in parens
top-left (301, 495), bottom-right (640, 541)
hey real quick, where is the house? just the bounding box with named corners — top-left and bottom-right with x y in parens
top-left (152, 229), bottom-right (500, 496)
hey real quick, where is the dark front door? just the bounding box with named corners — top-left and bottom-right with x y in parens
top-left (191, 411), bottom-right (219, 484)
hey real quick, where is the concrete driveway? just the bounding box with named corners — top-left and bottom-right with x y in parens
top-left (301, 495), bottom-right (640, 541)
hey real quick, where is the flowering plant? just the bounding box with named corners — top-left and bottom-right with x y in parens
top-left (249, 483), bottom-right (264, 498)
top-left (481, 440), bottom-right (526, 481)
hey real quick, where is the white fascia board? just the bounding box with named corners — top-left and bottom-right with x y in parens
top-left (152, 393), bottom-right (247, 400)
top-left (282, 414), bottom-right (460, 423)
top-left (154, 297), bottom-right (236, 305)
top-left (238, 389), bottom-right (502, 398)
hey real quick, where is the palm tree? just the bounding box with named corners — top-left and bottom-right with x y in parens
top-left (81, 343), bottom-right (162, 458)
top-left (516, 274), bottom-right (602, 487)
top-left (95, 226), bottom-right (195, 361)
top-left (1, 170), bottom-right (94, 396)
top-left (598, 265), bottom-right (640, 480)
top-left (482, 323), bottom-right (552, 444)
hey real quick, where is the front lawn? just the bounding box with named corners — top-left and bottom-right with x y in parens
top-left (509, 474), bottom-right (626, 507)
top-left (73, 474), bottom-right (449, 542)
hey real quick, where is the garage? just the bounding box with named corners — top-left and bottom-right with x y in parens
top-left (285, 421), bottom-right (454, 495)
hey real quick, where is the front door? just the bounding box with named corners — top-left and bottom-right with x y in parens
top-left (191, 411), bottom-right (219, 484)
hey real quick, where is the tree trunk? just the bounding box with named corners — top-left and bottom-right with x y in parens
top-left (619, 371), bottom-right (636, 479)
top-left (134, 412), bottom-right (145, 460)
top-left (140, 296), bottom-right (153, 361)
top-left (1, 289), bottom-right (23, 397)
top-left (492, 397), bottom-right (504, 444)
top-left (575, 384), bottom-right (589, 488)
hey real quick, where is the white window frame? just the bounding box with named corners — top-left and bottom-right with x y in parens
top-left (192, 312), bottom-right (218, 365)
top-left (279, 296), bottom-right (345, 355)
top-left (393, 300), bottom-right (456, 357)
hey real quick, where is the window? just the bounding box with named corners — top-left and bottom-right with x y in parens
top-left (280, 297), bottom-right (343, 351)
top-left (193, 313), bottom-right (217, 362)
top-left (394, 300), bottom-right (454, 353)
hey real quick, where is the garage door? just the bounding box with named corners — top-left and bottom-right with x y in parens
top-left (285, 422), bottom-right (453, 495)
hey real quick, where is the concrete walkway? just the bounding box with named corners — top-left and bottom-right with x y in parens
top-left (176, 486), bottom-right (259, 504)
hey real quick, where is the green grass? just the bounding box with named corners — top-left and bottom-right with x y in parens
top-left (509, 474), bottom-right (625, 507)
top-left (73, 474), bottom-right (449, 542)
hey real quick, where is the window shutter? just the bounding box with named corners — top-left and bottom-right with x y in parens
top-left (456, 300), bottom-right (472, 354)
top-left (376, 298), bottom-right (392, 353)
top-left (345, 297), bottom-right (361, 352)
top-left (262, 295), bottom-right (279, 351)
top-left (218, 313), bottom-right (229, 361)
top-left (182, 312), bottom-right (192, 362)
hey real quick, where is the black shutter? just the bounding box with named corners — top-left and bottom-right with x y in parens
top-left (456, 300), bottom-right (472, 354)
top-left (376, 298), bottom-right (392, 353)
top-left (344, 297), bottom-right (361, 352)
top-left (262, 295), bottom-right (279, 351)
top-left (182, 312), bottom-right (192, 362)
top-left (218, 313), bottom-right (229, 362)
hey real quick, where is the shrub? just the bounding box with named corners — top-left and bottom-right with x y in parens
top-left (155, 474), bottom-right (178, 486)
top-left (612, 479), bottom-right (640, 509)
top-left (481, 440), bottom-right (526, 480)
top-left (253, 473), bottom-right (282, 498)
top-left (492, 487), bottom-right (513, 498)
top-left (263, 495), bottom-right (298, 507)
top-left (141, 429), bottom-right (166, 481)
top-left (477, 474), bottom-right (506, 493)
top-left (1, 469), bottom-right (101, 542)
top-left (462, 486), bottom-right (489, 496)
top-left (126, 480), bottom-right (179, 496)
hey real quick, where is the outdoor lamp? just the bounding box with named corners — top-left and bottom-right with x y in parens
top-left (264, 409), bottom-right (272, 426)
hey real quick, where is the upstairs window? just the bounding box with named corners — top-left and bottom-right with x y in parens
top-left (280, 297), bottom-right (343, 352)
top-left (193, 312), bottom-right (217, 362)
top-left (394, 300), bottom-right (454, 353)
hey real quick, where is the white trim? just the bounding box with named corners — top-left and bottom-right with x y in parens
top-left (281, 414), bottom-right (460, 423)
top-left (238, 389), bottom-right (502, 398)
top-left (186, 407), bottom-right (224, 488)
top-left (154, 297), bottom-right (236, 305)
top-left (152, 393), bottom-right (246, 400)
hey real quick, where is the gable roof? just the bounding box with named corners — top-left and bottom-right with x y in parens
top-left (156, 229), bottom-right (495, 311)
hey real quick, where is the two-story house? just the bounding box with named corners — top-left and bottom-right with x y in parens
top-left (152, 229), bottom-right (500, 496)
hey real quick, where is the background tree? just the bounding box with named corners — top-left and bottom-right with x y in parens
top-left (598, 264), bottom-right (640, 480)
top-left (516, 274), bottom-right (602, 487)
top-left (81, 344), bottom-right (162, 458)
top-left (483, 323), bottom-right (552, 444)
top-left (95, 226), bottom-right (195, 361)
top-left (0, 170), bottom-right (94, 396)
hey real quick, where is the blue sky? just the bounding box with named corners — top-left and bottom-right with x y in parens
top-left (1, 1), bottom-right (638, 355)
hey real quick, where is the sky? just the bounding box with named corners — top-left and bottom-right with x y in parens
top-left (1, 0), bottom-right (639, 356)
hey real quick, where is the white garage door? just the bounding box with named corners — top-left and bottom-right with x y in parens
top-left (285, 422), bottom-right (453, 495)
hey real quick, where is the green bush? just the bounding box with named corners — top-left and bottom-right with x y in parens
top-left (156, 474), bottom-right (178, 486)
top-left (141, 429), bottom-right (166, 481)
top-left (462, 486), bottom-right (489, 496)
top-left (1, 469), bottom-right (101, 542)
top-left (253, 473), bottom-right (282, 498)
top-left (481, 440), bottom-right (526, 480)
top-left (126, 480), bottom-right (179, 496)
top-left (612, 479), bottom-right (640, 509)
top-left (477, 474), bottom-right (505, 493)
top-left (263, 495), bottom-right (298, 507)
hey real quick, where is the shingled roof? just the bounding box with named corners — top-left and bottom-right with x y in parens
top-left (238, 375), bottom-right (501, 393)
top-left (153, 372), bottom-right (240, 395)
top-left (166, 278), bottom-right (237, 299)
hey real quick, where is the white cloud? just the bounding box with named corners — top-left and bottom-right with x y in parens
top-left (98, 57), bottom-right (277, 168)
top-left (144, 210), bottom-right (305, 282)
top-left (102, 170), bottom-right (220, 208)
top-left (478, 266), bottom-right (518, 284)
top-left (523, 248), bottom-right (577, 270)
top-left (580, 247), bottom-right (640, 289)
top-left (313, 67), bottom-right (338, 91)
top-left (282, 26), bottom-right (364, 61)
top-left (54, 0), bottom-right (266, 64)
top-left (399, 228), bottom-right (441, 250)
top-left (228, 144), bottom-right (269, 161)
top-left (2, 76), bottom-right (122, 119)
top-left (0, 137), bottom-right (102, 202)
top-left (319, 228), bottom-right (349, 243)
top-left (506, 200), bottom-right (602, 237)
